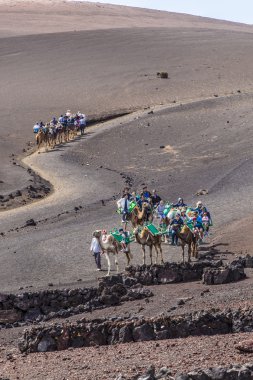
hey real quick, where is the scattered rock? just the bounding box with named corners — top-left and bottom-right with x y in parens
top-left (176, 363), bottom-right (253, 380)
top-left (24, 219), bottom-right (36, 227)
top-left (236, 339), bottom-right (253, 353)
top-left (157, 72), bottom-right (168, 79)
top-left (195, 189), bottom-right (208, 196)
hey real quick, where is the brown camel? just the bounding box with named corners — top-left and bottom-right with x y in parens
top-left (173, 225), bottom-right (198, 263)
top-left (92, 230), bottom-right (132, 276)
top-left (133, 227), bottom-right (164, 265)
top-left (35, 129), bottom-right (47, 149)
top-left (129, 203), bottom-right (153, 228)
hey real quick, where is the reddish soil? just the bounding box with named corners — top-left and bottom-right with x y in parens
top-left (1, 332), bottom-right (253, 380)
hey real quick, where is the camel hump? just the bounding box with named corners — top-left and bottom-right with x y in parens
top-left (181, 225), bottom-right (189, 233)
top-left (140, 227), bottom-right (148, 238)
top-left (106, 234), bottom-right (115, 244)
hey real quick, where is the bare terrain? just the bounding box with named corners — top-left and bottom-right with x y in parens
top-left (1, 1), bottom-right (253, 379)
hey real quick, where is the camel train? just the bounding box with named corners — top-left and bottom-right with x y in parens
top-left (92, 198), bottom-right (202, 276)
top-left (34, 111), bottom-right (86, 150)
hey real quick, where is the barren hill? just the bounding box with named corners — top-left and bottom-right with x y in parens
top-left (1, 0), bottom-right (253, 194)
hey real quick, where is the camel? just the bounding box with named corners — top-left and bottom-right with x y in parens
top-left (35, 129), bottom-right (48, 149)
top-left (173, 224), bottom-right (198, 263)
top-left (92, 230), bottom-right (132, 276)
top-left (133, 227), bottom-right (164, 265)
top-left (129, 203), bottom-right (153, 228)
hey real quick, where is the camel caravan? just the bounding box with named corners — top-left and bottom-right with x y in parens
top-left (91, 186), bottom-right (213, 276)
top-left (33, 110), bottom-right (86, 150)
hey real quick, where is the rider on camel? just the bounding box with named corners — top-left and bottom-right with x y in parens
top-left (119, 227), bottom-right (130, 253)
top-left (117, 193), bottom-right (131, 223)
top-left (170, 213), bottom-right (184, 246)
top-left (173, 197), bottom-right (187, 208)
top-left (151, 189), bottom-right (161, 207)
top-left (141, 186), bottom-right (152, 200)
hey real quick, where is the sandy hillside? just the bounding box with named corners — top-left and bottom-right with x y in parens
top-left (0, 0), bottom-right (253, 195)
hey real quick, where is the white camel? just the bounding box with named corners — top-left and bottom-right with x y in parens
top-left (92, 230), bottom-right (131, 276)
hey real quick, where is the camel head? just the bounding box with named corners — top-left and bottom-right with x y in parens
top-left (140, 227), bottom-right (149, 238)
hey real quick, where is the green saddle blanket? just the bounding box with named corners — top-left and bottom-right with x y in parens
top-left (129, 201), bottom-right (137, 212)
top-left (163, 203), bottom-right (172, 216)
top-left (146, 223), bottom-right (166, 236)
top-left (110, 229), bottom-right (134, 244)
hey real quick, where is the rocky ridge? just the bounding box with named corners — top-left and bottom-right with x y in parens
top-left (19, 307), bottom-right (253, 353)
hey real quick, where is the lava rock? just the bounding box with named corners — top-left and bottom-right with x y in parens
top-left (133, 323), bottom-right (155, 342)
top-left (24, 219), bottom-right (37, 227)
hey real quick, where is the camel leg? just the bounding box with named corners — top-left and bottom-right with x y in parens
top-left (125, 252), bottom-right (130, 266)
top-left (125, 247), bottom-right (133, 266)
top-left (142, 245), bottom-right (146, 265)
top-left (159, 244), bottom-right (164, 264)
top-left (149, 246), bottom-right (153, 265)
top-left (154, 245), bottom-right (158, 265)
top-left (193, 242), bottom-right (198, 259)
top-left (182, 244), bottom-right (185, 263)
top-left (105, 252), bottom-right (111, 276)
top-left (114, 253), bottom-right (119, 273)
top-left (188, 243), bottom-right (191, 263)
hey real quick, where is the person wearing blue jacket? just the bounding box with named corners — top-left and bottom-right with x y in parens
top-left (170, 214), bottom-right (184, 246)
top-left (173, 197), bottom-right (187, 208)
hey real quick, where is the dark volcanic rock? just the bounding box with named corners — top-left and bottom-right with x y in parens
top-left (175, 363), bottom-right (253, 380)
top-left (0, 278), bottom-right (152, 329)
top-left (133, 323), bottom-right (155, 342)
top-left (236, 339), bottom-right (253, 353)
top-left (24, 219), bottom-right (37, 227)
top-left (203, 265), bottom-right (246, 285)
top-left (19, 307), bottom-right (253, 354)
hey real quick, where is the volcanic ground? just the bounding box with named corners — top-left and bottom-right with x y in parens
top-left (1, 1), bottom-right (253, 379)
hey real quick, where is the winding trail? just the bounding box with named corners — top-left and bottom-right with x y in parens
top-left (1, 93), bottom-right (253, 292)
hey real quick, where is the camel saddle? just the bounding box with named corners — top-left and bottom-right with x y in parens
top-left (110, 229), bottom-right (134, 244)
top-left (146, 223), bottom-right (166, 236)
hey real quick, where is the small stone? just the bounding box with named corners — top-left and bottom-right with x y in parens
top-left (24, 219), bottom-right (36, 227)
top-left (235, 339), bottom-right (253, 353)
